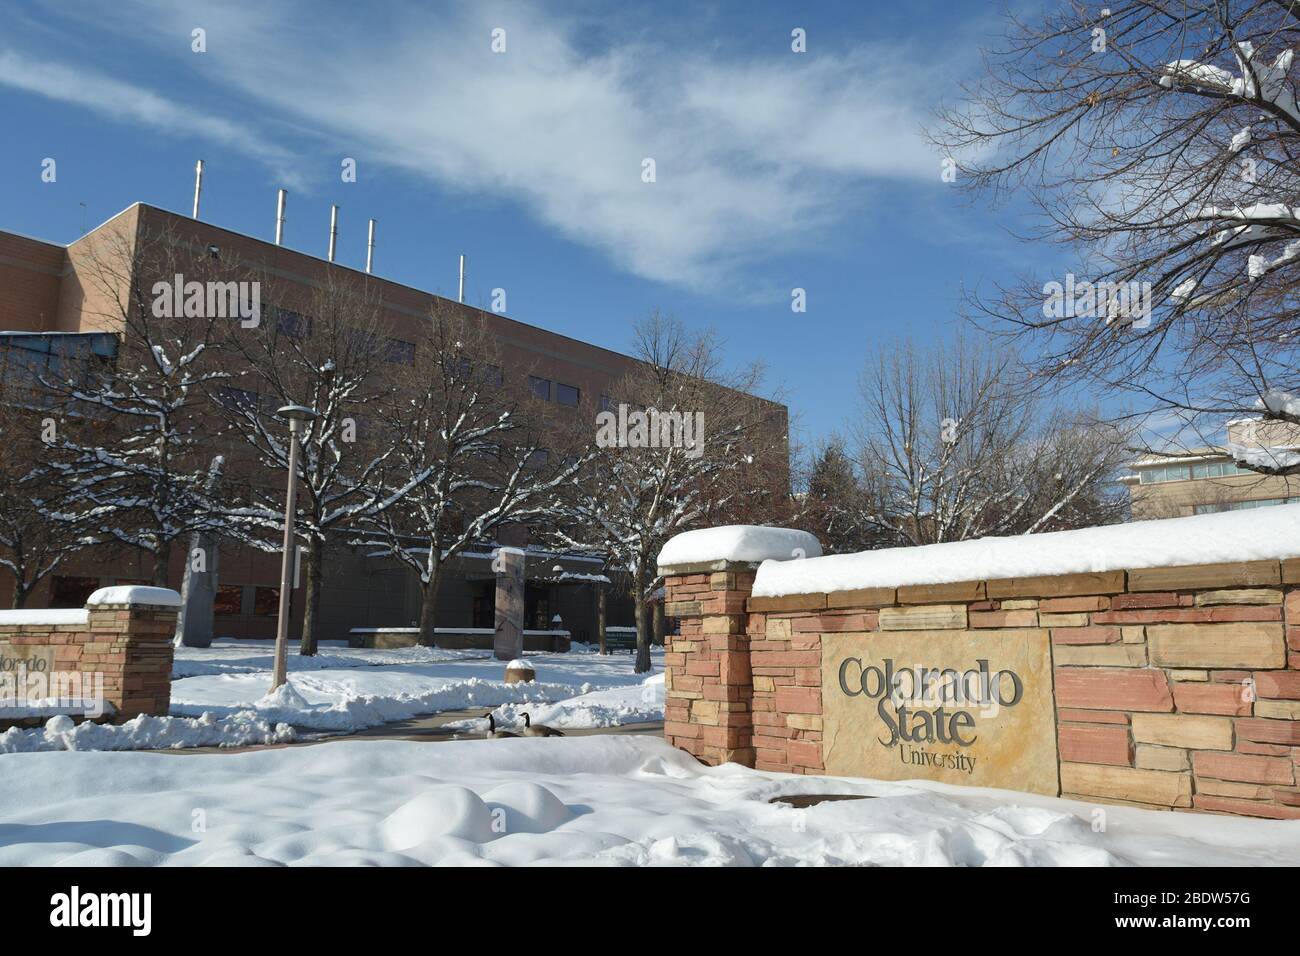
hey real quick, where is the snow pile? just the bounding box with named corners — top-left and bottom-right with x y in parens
top-left (451, 672), bottom-right (665, 731)
top-left (753, 505), bottom-right (1300, 597)
top-left (86, 586), bottom-right (182, 607)
top-left (658, 525), bottom-right (822, 568)
top-left (0, 711), bottom-right (295, 754)
top-left (0, 608), bottom-right (89, 627)
top-left (0, 736), bottom-right (1295, 866)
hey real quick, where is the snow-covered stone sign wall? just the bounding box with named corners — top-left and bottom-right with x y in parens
top-left (0, 588), bottom-right (179, 727)
top-left (659, 514), bottom-right (1300, 819)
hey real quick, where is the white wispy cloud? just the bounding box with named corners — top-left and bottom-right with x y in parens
top-left (0, 48), bottom-right (305, 189)
top-left (8, 0), bottom-right (955, 293)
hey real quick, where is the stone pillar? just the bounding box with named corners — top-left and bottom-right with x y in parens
top-left (87, 594), bottom-right (179, 718)
top-left (176, 530), bottom-right (219, 648)
top-left (661, 560), bottom-right (759, 767)
top-left (493, 547), bottom-right (525, 661)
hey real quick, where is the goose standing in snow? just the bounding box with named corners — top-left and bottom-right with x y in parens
top-left (485, 713), bottom-right (518, 738)
top-left (521, 713), bottom-right (565, 737)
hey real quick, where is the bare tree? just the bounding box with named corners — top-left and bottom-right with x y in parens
top-left (794, 438), bottom-right (886, 554)
top-left (552, 313), bottom-right (788, 673)
top-left (216, 272), bottom-right (427, 655)
top-left (934, 0), bottom-right (1300, 471)
top-left (0, 346), bottom-right (97, 607)
top-left (40, 219), bottom-right (229, 586)
top-left (353, 304), bottom-right (586, 647)
top-left (851, 336), bottom-right (1128, 545)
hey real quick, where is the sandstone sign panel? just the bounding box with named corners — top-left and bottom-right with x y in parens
top-left (0, 642), bottom-right (55, 674)
top-left (821, 629), bottom-right (1059, 795)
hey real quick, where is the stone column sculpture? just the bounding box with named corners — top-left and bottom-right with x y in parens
top-left (493, 547), bottom-right (525, 661)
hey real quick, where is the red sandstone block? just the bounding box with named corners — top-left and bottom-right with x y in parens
top-left (775, 686), bottom-right (821, 715)
top-left (1058, 708), bottom-right (1129, 725)
top-left (703, 683), bottom-right (747, 702)
top-left (673, 674), bottom-right (704, 692)
top-left (1192, 795), bottom-right (1300, 819)
top-left (787, 739), bottom-right (823, 769)
top-left (1172, 682), bottom-right (1252, 716)
top-left (1040, 595), bottom-right (1110, 613)
top-left (1288, 625), bottom-right (1300, 651)
top-left (1194, 751), bottom-right (1295, 785)
top-left (664, 721), bottom-right (702, 739)
top-left (791, 613), bottom-right (876, 632)
top-left (1058, 725), bottom-right (1132, 766)
top-left (1113, 592), bottom-right (1182, 609)
top-left (663, 652), bottom-right (686, 667)
top-left (686, 659), bottom-right (720, 677)
top-left (970, 610), bottom-right (1039, 628)
top-left (1054, 668), bottom-right (1174, 712)
top-left (1211, 670), bottom-right (1253, 683)
top-left (755, 758), bottom-right (792, 774)
top-left (1254, 671), bottom-right (1300, 699)
top-left (1273, 789), bottom-right (1300, 807)
top-left (967, 600), bottom-right (998, 612)
top-left (795, 667), bottom-right (820, 686)
top-left (760, 651), bottom-right (820, 667)
top-left (1236, 717), bottom-right (1300, 745)
top-left (1052, 626), bottom-right (1120, 645)
top-left (1236, 740), bottom-right (1290, 757)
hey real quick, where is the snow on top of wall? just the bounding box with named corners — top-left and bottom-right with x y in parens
top-left (86, 586), bottom-right (182, 607)
top-left (0, 608), bottom-right (89, 627)
top-left (658, 526), bottom-right (823, 568)
top-left (752, 506), bottom-right (1300, 598)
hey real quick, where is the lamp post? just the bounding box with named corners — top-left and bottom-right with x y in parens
top-left (270, 405), bottom-right (316, 692)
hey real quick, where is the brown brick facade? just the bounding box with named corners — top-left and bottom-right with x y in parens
top-left (663, 556), bottom-right (1300, 820)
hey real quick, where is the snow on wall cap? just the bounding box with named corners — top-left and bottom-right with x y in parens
top-left (752, 505), bottom-right (1300, 598)
top-left (658, 526), bottom-right (823, 569)
top-left (86, 586), bottom-right (183, 608)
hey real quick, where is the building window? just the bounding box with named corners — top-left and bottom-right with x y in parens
top-left (482, 364), bottom-right (504, 387)
top-left (556, 382), bottom-right (580, 407)
top-left (1191, 460), bottom-right (1249, 479)
top-left (526, 448), bottom-right (549, 469)
top-left (385, 338), bottom-right (415, 364)
top-left (272, 306), bottom-right (312, 340)
top-left (529, 376), bottom-right (551, 400)
top-left (214, 585), bottom-right (244, 615)
top-left (600, 394), bottom-right (616, 412)
top-left (253, 586), bottom-right (281, 616)
top-left (1138, 464), bottom-right (1191, 484)
top-left (50, 575), bottom-right (99, 608)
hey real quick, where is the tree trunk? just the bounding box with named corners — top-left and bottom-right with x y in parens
top-left (151, 540), bottom-right (172, 587)
top-left (11, 580), bottom-right (29, 609)
top-left (417, 559), bottom-right (442, 648)
top-left (299, 538), bottom-right (322, 656)
top-left (653, 598), bottom-right (665, 647)
top-left (596, 583), bottom-right (607, 655)
top-left (633, 562), bottom-right (651, 673)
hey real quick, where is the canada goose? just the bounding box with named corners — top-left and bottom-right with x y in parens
top-left (485, 713), bottom-right (518, 738)
top-left (521, 713), bottom-right (565, 737)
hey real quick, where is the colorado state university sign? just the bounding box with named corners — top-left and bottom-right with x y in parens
top-left (822, 629), bottom-right (1059, 795)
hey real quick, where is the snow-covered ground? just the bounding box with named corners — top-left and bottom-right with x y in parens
top-left (0, 640), bottom-right (662, 753)
top-left (0, 735), bottom-right (1296, 866)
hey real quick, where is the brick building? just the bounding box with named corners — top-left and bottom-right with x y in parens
top-left (0, 202), bottom-right (789, 645)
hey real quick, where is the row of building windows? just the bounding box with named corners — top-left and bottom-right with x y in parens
top-left (528, 375), bottom-right (581, 407)
top-left (1138, 460), bottom-right (1255, 484)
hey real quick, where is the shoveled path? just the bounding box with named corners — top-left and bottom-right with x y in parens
top-left (153, 709), bottom-right (664, 755)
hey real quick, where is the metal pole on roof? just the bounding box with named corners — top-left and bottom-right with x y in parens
top-left (366, 218), bottom-right (376, 274)
top-left (275, 189), bottom-right (288, 246)
top-left (192, 160), bottom-right (204, 219)
top-left (458, 254), bottom-right (466, 303)
top-left (327, 204), bottom-right (339, 262)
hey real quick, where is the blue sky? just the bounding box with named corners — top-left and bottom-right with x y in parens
top-left (0, 0), bottom-right (1058, 448)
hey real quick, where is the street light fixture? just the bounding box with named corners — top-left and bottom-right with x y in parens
top-left (270, 404), bottom-right (316, 692)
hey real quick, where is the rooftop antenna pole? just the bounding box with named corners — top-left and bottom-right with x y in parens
top-left (458, 253), bottom-right (466, 303)
top-left (366, 218), bottom-right (376, 274)
top-left (192, 160), bottom-right (204, 219)
top-left (327, 204), bottom-right (339, 262)
top-left (275, 189), bottom-right (288, 246)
